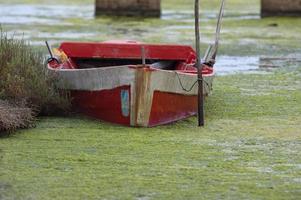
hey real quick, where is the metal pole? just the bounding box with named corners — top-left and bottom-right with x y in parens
top-left (141, 46), bottom-right (146, 67)
top-left (195, 0), bottom-right (205, 126)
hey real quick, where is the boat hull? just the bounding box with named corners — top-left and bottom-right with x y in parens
top-left (52, 65), bottom-right (213, 127)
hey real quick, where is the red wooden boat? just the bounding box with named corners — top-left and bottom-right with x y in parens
top-left (47, 0), bottom-right (226, 127)
top-left (47, 40), bottom-right (214, 127)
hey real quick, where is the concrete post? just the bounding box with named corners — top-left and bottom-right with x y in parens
top-left (95, 0), bottom-right (161, 17)
top-left (261, 0), bottom-right (301, 17)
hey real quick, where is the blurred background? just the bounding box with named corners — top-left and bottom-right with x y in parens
top-left (0, 0), bottom-right (300, 75)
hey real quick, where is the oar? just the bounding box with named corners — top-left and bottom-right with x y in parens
top-left (45, 41), bottom-right (59, 64)
top-left (203, 0), bottom-right (226, 66)
top-left (194, 0), bottom-right (204, 126)
top-left (195, 0), bottom-right (226, 127)
top-left (45, 41), bottom-right (54, 59)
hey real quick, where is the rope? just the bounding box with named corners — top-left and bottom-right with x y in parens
top-left (175, 71), bottom-right (211, 93)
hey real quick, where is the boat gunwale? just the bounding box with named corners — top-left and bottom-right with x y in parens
top-left (47, 64), bottom-right (214, 77)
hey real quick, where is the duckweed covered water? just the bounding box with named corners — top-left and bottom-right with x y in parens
top-left (1, 0), bottom-right (300, 74)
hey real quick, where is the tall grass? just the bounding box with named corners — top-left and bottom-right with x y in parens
top-left (0, 28), bottom-right (70, 133)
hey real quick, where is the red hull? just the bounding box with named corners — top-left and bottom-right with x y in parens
top-left (149, 91), bottom-right (197, 127)
top-left (71, 87), bottom-right (198, 127)
top-left (71, 86), bottom-right (131, 126)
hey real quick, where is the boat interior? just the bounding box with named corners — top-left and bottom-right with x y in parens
top-left (74, 58), bottom-right (182, 71)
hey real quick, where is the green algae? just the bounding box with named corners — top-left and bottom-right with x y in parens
top-left (1, 65), bottom-right (301, 199)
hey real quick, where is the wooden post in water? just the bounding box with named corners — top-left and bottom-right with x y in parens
top-left (95, 0), bottom-right (161, 17)
top-left (194, 0), bottom-right (205, 127)
top-left (261, 0), bottom-right (301, 17)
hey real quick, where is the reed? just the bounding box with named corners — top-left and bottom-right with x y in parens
top-left (0, 28), bottom-right (70, 133)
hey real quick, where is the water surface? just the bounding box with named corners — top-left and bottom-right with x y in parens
top-left (1, 3), bottom-right (300, 75)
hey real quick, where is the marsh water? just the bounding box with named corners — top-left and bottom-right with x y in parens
top-left (1, 2), bottom-right (301, 75)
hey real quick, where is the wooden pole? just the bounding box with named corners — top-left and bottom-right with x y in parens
top-left (194, 0), bottom-right (205, 127)
top-left (95, 0), bottom-right (161, 17)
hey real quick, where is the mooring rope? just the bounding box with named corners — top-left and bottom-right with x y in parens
top-left (175, 71), bottom-right (211, 93)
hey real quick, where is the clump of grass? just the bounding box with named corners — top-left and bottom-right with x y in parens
top-left (0, 100), bottom-right (35, 133)
top-left (0, 28), bottom-right (70, 133)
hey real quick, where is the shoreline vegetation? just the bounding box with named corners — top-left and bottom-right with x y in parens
top-left (0, 29), bottom-right (70, 133)
top-left (0, 100), bottom-right (35, 133)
